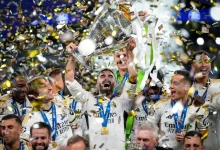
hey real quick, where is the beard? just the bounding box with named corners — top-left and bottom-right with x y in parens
top-left (32, 142), bottom-right (49, 150)
top-left (3, 139), bottom-right (14, 145)
top-left (99, 84), bottom-right (114, 96)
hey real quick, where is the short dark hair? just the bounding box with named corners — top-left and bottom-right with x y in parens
top-left (99, 68), bottom-right (115, 76)
top-left (67, 135), bottom-right (89, 150)
top-left (30, 122), bottom-right (51, 136)
top-left (183, 130), bottom-right (203, 144)
top-left (192, 50), bottom-right (210, 63)
top-left (174, 70), bottom-right (194, 86)
top-left (49, 68), bottom-right (63, 77)
top-left (2, 114), bottom-right (22, 125)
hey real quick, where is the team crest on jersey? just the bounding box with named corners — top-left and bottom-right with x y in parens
top-left (148, 109), bottom-right (155, 116)
top-left (69, 109), bottom-right (75, 115)
top-left (60, 113), bottom-right (67, 120)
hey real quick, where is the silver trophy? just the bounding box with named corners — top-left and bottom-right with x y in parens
top-left (89, 6), bottom-right (132, 54)
top-left (72, 5), bottom-right (132, 69)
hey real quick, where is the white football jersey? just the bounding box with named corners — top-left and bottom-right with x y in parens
top-left (193, 79), bottom-right (220, 105)
top-left (0, 94), bottom-right (33, 119)
top-left (0, 140), bottom-right (32, 150)
top-left (22, 103), bottom-right (75, 150)
top-left (205, 92), bottom-right (220, 150)
top-left (53, 94), bottom-right (86, 137)
top-left (147, 98), bottom-right (209, 150)
top-left (66, 79), bottom-right (136, 150)
top-left (130, 98), bottom-right (154, 140)
top-left (194, 79), bottom-right (220, 150)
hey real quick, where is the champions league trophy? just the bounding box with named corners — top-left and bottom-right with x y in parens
top-left (71, 4), bottom-right (132, 69)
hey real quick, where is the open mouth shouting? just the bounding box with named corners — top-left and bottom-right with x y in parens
top-left (102, 82), bottom-right (111, 90)
top-left (170, 90), bottom-right (176, 98)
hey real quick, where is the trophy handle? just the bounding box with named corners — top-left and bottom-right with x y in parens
top-left (72, 50), bottom-right (91, 70)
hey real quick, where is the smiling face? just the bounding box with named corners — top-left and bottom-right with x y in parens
top-left (169, 74), bottom-right (189, 101)
top-left (192, 54), bottom-right (211, 78)
top-left (34, 79), bottom-right (53, 103)
top-left (96, 70), bottom-right (116, 96)
top-left (114, 48), bottom-right (128, 71)
top-left (31, 128), bottom-right (51, 150)
top-left (1, 119), bottom-right (22, 146)
top-left (12, 77), bottom-right (27, 103)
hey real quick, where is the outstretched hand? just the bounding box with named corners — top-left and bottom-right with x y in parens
top-left (66, 42), bottom-right (77, 55)
top-left (176, 132), bottom-right (185, 144)
top-left (193, 95), bottom-right (205, 107)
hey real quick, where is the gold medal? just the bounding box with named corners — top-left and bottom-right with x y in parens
top-left (101, 127), bottom-right (108, 135)
top-left (52, 141), bottom-right (57, 148)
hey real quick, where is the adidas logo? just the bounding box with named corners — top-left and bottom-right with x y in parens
top-left (166, 114), bottom-right (173, 119)
top-left (135, 108), bottom-right (140, 112)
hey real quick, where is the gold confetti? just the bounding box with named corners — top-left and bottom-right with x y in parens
top-left (128, 110), bottom-right (136, 116)
top-left (28, 50), bottom-right (40, 58)
top-left (0, 80), bottom-right (11, 89)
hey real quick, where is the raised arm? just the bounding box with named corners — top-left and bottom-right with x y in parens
top-left (65, 43), bottom-right (93, 104)
top-left (119, 58), bottom-right (138, 111)
top-left (65, 43), bottom-right (77, 82)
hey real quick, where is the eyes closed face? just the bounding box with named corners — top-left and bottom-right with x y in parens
top-left (1, 119), bottom-right (22, 145)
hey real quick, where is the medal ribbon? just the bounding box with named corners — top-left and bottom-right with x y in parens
top-left (142, 98), bottom-right (148, 116)
top-left (97, 72), bottom-right (129, 128)
top-left (97, 99), bottom-right (111, 127)
top-left (113, 72), bottom-right (129, 96)
top-left (71, 100), bottom-right (77, 111)
top-left (193, 78), bottom-right (210, 101)
top-left (171, 100), bottom-right (189, 133)
top-left (40, 103), bottom-right (57, 141)
top-left (58, 91), bottom-right (65, 100)
top-left (11, 99), bottom-right (26, 116)
top-left (4, 141), bottom-right (24, 150)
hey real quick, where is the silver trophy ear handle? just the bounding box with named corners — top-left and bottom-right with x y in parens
top-left (71, 48), bottom-right (91, 70)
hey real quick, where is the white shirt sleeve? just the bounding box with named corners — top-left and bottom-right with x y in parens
top-left (209, 92), bottom-right (220, 111)
top-left (65, 80), bottom-right (92, 103)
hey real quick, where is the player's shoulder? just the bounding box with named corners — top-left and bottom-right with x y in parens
top-left (0, 94), bottom-right (11, 104)
top-left (0, 144), bottom-right (4, 149)
top-left (22, 111), bottom-right (39, 126)
top-left (210, 78), bottom-right (220, 84)
top-left (153, 98), bottom-right (170, 109)
top-left (210, 92), bottom-right (220, 102)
